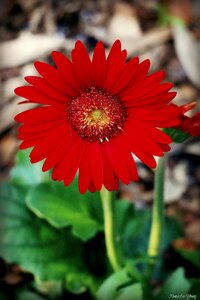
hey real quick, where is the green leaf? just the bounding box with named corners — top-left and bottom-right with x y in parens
top-left (26, 180), bottom-right (103, 241)
top-left (122, 210), bottom-right (183, 260)
top-left (34, 278), bottom-right (63, 298)
top-left (156, 268), bottom-right (191, 300)
top-left (114, 200), bottom-right (135, 262)
top-left (163, 128), bottom-right (189, 143)
top-left (177, 249), bottom-right (200, 269)
top-left (122, 210), bottom-right (151, 259)
top-left (0, 183), bottom-right (87, 281)
top-left (97, 268), bottom-right (142, 300)
top-left (115, 200), bottom-right (135, 240)
top-left (17, 290), bottom-right (46, 300)
top-left (152, 217), bottom-right (183, 281)
top-left (65, 271), bottom-right (100, 295)
top-left (0, 292), bottom-right (6, 300)
top-left (11, 150), bottom-right (50, 185)
top-left (160, 217), bottom-right (183, 250)
top-left (189, 278), bottom-right (200, 295)
top-left (115, 283), bottom-right (142, 300)
top-left (121, 209), bottom-right (183, 281)
top-left (96, 270), bottom-right (127, 300)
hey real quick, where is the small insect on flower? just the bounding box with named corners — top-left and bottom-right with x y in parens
top-left (15, 40), bottom-right (180, 193)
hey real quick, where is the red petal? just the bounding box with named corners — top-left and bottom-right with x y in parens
top-left (107, 40), bottom-right (127, 67)
top-left (29, 123), bottom-right (70, 163)
top-left (88, 181), bottom-right (97, 193)
top-left (123, 82), bottom-right (173, 102)
top-left (18, 121), bottom-right (70, 145)
top-left (120, 59), bottom-right (150, 98)
top-left (71, 40), bottom-right (92, 89)
top-left (15, 106), bottom-right (67, 124)
top-left (52, 136), bottom-right (82, 181)
top-left (15, 86), bottom-right (66, 108)
top-left (104, 41), bottom-right (127, 91)
top-left (92, 42), bottom-right (106, 88)
top-left (126, 92), bottom-right (177, 109)
top-left (145, 126), bottom-right (172, 144)
top-left (25, 76), bottom-right (70, 103)
top-left (78, 142), bottom-right (91, 194)
top-left (101, 146), bottom-right (118, 191)
top-left (103, 139), bottom-right (130, 185)
top-left (63, 139), bottom-right (87, 187)
top-left (154, 118), bottom-right (180, 128)
top-left (19, 139), bottom-right (40, 149)
top-left (113, 137), bottom-right (138, 181)
top-left (89, 142), bottom-right (103, 191)
top-left (52, 51), bottom-right (79, 91)
top-left (126, 70), bottom-right (165, 98)
top-left (18, 130), bottom-right (49, 141)
top-left (122, 133), bottom-right (157, 168)
top-left (123, 121), bottom-right (165, 156)
top-left (34, 61), bottom-right (76, 96)
top-left (127, 104), bottom-right (180, 122)
top-left (18, 119), bottom-right (65, 134)
top-left (42, 130), bottom-right (77, 172)
top-left (159, 143), bottom-right (171, 152)
top-left (109, 57), bottom-right (139, 95)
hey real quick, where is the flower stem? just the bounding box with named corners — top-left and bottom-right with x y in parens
top-left (100, 186), bottom-right (121, 272)
top-left (147, 155), bottom-right (166, 276)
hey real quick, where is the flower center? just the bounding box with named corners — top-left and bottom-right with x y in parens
top-left (90, 109), bottom-right (105, 121)
top-left (68, 87), bottom-right (126, 142)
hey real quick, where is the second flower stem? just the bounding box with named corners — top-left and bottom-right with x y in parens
top-left (147, 155), bottom-right (166, 275)
top-left (100, 186), bottom-right (121, 272)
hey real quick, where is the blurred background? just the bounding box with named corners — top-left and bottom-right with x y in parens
top-left (0, 0), bottom-right (200, 299)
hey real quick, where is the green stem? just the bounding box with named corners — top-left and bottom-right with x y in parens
top-left (147, 155), bottom-right (166, 275)
top-left (100, 186), bottom-right (121, 272)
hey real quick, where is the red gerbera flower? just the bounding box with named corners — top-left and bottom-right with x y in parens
top-left (15, 40), bottom-right (180, 193)
top-left (179, 102), bottom-right (200, 137)
top-left (180, 113), bottom-right (200, 136)
top-left (164, 102), bottom-right (200, 142)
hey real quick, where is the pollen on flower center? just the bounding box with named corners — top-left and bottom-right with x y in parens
top-left (68, 87), bottom-right (126, 142)
top-left (90, 109), bottom-right (106, 121)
